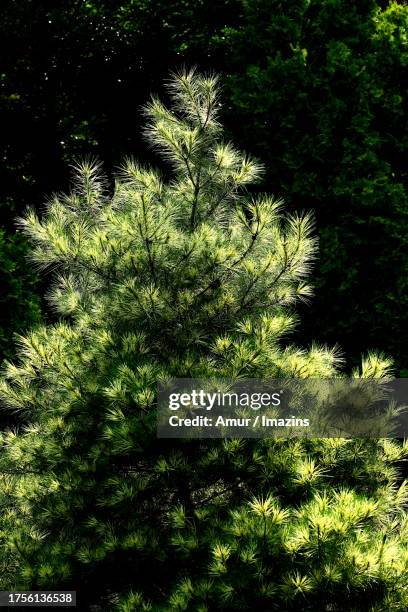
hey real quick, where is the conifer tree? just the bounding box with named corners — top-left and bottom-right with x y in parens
top-left (0, 70), bottom-right (407, 611)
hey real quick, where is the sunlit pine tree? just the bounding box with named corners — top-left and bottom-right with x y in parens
top-left (0, 70), bottom-right (407, 611)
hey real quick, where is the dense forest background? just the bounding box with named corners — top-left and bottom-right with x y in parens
top-left (1, 0), bottom-right (407, 371)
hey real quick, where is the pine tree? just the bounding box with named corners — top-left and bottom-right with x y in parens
top-left (0, 70), bottom-right (407, 611)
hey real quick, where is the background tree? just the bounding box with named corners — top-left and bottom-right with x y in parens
top-left (0, 71), bottom-right (407, 611)
top-left (0, 229), bottom-right (41, 365)
top-left (218, 0), bottom-right (408, 372)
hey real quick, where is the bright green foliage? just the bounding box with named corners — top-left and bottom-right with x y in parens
top-left (0, 71), bottom-right (407, 610)
top-left (0, 228), bottom-right (41, 363)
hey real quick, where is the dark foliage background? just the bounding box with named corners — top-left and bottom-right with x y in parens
top-left (1, 0), bottom-right (407, 371)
